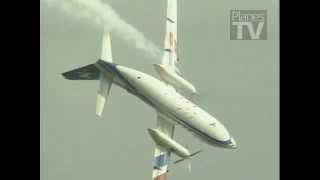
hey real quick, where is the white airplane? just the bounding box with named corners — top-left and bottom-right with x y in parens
top-left (62, 0), bottom-right (237, 179)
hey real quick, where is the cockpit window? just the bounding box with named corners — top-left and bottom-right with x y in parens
top-left (210, 123), bottom-right (216, 127)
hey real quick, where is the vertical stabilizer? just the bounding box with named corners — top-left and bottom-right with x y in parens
top-left (100, 30), bottom-right (113, 62)
top-left (96, 30), bottom-right (114, 117)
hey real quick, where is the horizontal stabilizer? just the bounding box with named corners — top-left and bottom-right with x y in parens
top-left (96, 93), bottom-right (106, 116)
top-left (96, 74), bottom-right (114, 117)
top-left (96, 30), bottom-right (114, 117)
top-left (62, 64), bottom-right (100, 80)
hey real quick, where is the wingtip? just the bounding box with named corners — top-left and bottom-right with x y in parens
top-left (61, 72), bottom-right (71, 80)
top-left (96, 112), bottom-right (103, 117)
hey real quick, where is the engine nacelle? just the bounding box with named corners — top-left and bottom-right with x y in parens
top-left (153, 64), bottom-right (197, 96)
top-left (148, 128), bottom-right (190, 158)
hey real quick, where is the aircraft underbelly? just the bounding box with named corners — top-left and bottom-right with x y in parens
top-left (131, 77), bottom-right (224, 142)
top-left (113, 65), bottom-right (230, 144)
top-left (138, 82), bottom-right (231, 145)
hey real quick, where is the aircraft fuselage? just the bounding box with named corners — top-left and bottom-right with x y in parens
top-left (96, 60), bottom-right (237, 149)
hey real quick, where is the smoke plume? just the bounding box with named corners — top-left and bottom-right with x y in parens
top-left (43, 0), bottom-right (162, 61)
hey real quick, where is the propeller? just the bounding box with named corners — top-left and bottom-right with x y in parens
top-left (173, 147), bottom-right (202, 173)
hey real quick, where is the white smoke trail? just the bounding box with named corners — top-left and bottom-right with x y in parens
top-left (43, 0), bottom-right (162, 61)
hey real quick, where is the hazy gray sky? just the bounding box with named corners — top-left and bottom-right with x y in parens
top-left (40, 0), bottom-right (279, 180)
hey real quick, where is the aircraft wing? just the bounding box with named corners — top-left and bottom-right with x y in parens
top-left (152, 113), bottom-right (175, 180)
top-left (162, 0), bottom-right (179, 72)
top-left (154, 0), bottom-right (196, 98)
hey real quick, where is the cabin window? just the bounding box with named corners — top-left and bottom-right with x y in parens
top-left (137, 76), bottom-right (141, 79)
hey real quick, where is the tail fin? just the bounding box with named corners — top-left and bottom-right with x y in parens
top-left (62, 30), bottom-right (115, 117)
top-left (101, 29), bottom-right (113, 62)
top-left (96, 31), bottom-right (114, 117)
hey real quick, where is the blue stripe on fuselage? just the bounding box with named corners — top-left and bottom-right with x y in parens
top-left (167, 112), bottom-right (232, 146)
top-left (95, 60), bottom-right (136, 93)
top-left (95, 60), bottom-right (157, 108)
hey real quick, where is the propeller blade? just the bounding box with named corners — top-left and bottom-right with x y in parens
top-left (188, 159), bottom-right (192, 173)
top-left (174, 158), bottom-right (185, 164)
top-left (190, 150), bottom-right (202, 157)
top-left (174, 150), bottom-right (202, 164)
